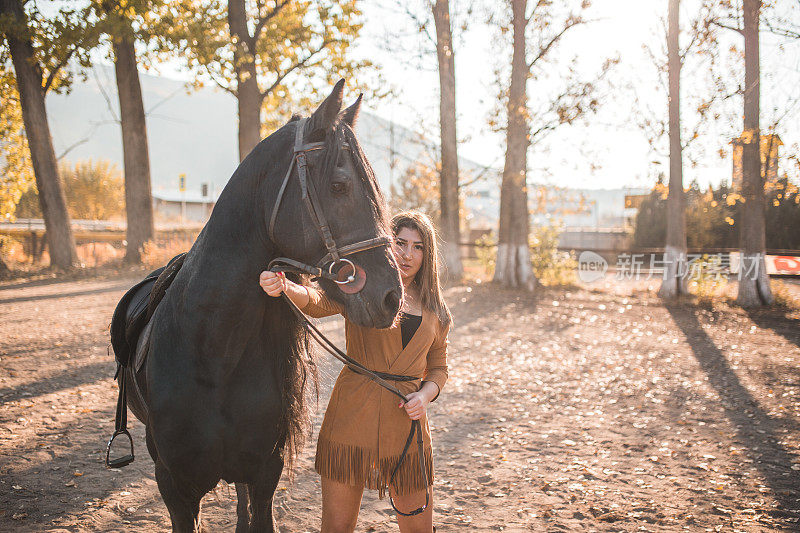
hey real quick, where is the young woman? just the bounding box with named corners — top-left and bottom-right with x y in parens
top-left (259, 211), bottom-right (451, 533)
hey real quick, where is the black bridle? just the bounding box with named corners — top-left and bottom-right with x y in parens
top-left (267, 119), bottom-right (429, 517)
top-left (267, 118), bottom-right (389, 285)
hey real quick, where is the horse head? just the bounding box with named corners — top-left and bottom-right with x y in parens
top-left (267, 80), bottom-right (402, 329)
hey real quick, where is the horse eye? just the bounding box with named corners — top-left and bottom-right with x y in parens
top-left (331, 181), bottom-right (347, 194)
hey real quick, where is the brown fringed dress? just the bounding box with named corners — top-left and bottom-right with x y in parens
top-left (302, 286), bottom-right (450, 497)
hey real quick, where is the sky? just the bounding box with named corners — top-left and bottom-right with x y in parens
top-left (55, 0), bottom-right (800, 192)
top-left (348, 0), bottom-right (800, 191)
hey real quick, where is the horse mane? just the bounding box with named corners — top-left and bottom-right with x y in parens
top-left (271, 270), bottom-right (316, 475)
top-left (254, 115), bottom-right (319, 474)
top-left (271, 114), bottom-right (389, 473)
top-left (315, 118), bottom-right (392, 236)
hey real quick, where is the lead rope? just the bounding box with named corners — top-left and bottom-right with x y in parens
top-left (268, 265), bottom-right (429, 516)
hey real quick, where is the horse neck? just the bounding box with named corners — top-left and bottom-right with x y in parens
top-left (190, 138), bottom-right (291, 301)
top-left (176, 189), bottom-right (290, 366)
top-left (172, 128), bottom-right (297, 362)
top-left (197, 204), bottom-right (267, 290)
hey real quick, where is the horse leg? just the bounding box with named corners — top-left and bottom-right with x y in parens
top-left (246, 451), bottom-right (285, 532)
top-left (155, 460), bottom-right (203, 533)
top-left (145, 425), bottom-right (158, 462)
top-left (147, 428), bottom-right (203, 531)
top-left (235, 483), bottom-right (250, 533)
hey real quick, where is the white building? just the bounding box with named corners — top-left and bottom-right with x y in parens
top-left (152, 191), bottom-right (218, 223)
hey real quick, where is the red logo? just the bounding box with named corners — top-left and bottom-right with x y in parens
top-left (773, 256), bottom-right (800, 273)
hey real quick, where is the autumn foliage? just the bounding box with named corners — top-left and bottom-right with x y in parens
top-left (15, 160), bottom-right (126, 221)
top-left (634, 177), bottom-right (800, 249)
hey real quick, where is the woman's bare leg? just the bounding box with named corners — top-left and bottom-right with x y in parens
top-left (390, 486), bottom-right (433, 533)
top-left (321, 477), bottom-right (364, 533)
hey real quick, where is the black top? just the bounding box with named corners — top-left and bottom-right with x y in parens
top-left (399, 311), bottom-right (422, 349)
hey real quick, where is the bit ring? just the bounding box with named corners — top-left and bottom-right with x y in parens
top-left (330, 258), bottom-right (356, 285)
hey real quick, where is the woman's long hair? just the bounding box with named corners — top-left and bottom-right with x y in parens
top-left (391, 211), bottom-right (452, 328)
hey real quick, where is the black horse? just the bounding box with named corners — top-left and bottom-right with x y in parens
top-left (112, 80), bottom-right (402, 532)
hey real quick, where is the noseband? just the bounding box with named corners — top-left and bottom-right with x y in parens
top-left (267, 118), bottom-right (389, 291)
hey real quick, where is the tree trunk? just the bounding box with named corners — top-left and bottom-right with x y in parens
top-left (432, 0), bottom-right (463, 282)
top-left (228, 0), bottom-right (263, 161)
top-left (113, 29), bottom-right (155, 264)
top-left (658, 0), bottom-right (689, 299)
top-left (493, 0), bottom-right (534, 290)
top-left (737, 0), bottom-right (773, 306)
top-left (1, 0), bottom-right (77, 270)
top-left (0, 243), bottom-right (10, 279)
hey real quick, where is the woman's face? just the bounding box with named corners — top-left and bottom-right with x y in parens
top-left (393, 226), bottom-right (424, 285)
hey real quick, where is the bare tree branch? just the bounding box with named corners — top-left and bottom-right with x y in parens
top-left (253, 0), bottom-right (290, 44)
top-left (529, 121), bottom-right (558, 141)
top-left (260, 39), bottom-right (333, 98)
top-left (680, 26), bottom-right (703, 62)
top-left (205, 67), bottom-right (237, 96)
top-left (527, 16), bottom-right (586, 70)
top-left (145, 86), bottom-right (185, 115)
top-left (525, 0), bottom-right (549, 26)
top-left (459, 155), bottom-right (504, 189)
top-left (92, 68), bottom-right (120, 124)
top-left (762, 18), bottom-right (800, 39)
top-left (710, 19), bottom-right (743, 35)
top-left (398, 1), bottom-right (436, 48)
top-left (43, 47), bottom-right (76, 94)
top-left (57, 126), bottom-right (100, 160)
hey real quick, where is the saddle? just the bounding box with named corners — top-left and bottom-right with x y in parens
top-left (106, 252), bottom-right (187, 467)
top-left (110, 252), bottom-right (187, 371)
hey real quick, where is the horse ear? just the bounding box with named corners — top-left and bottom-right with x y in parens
top-left (305, 79), bottom-right (345, 141)
top-left (340, 94), bottom-right (363, 129)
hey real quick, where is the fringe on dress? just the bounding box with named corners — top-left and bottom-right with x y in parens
top-left (315, 438), bottom-right (433, 498)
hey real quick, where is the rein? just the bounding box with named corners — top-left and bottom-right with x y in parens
top-left (266, 265), bottom-right (430, 517)
top-left (265, 118), bottom-right (428, 516)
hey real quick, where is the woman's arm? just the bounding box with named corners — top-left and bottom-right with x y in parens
top-left (400, 381), bottom-right (440, 420)
top-left (259, 271), bottom-right (309, 306)
top-left (401, 321), bottom-right (451, 420)
top-left (422, 322), bottom-right (450, 402)
top-left (259, 271), bottom-right (344, 318)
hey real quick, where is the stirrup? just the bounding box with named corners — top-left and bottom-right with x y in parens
top-left (105, 429), bottom-right (134, 468)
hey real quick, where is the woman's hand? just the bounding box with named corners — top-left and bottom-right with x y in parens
top-left (259, 271), bottom-right (286, 297)
top-left (399, 391), bottom-right (430, 421)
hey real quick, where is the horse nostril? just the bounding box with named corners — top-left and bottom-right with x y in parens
top-left (382, 287), bottom-right (401, 315)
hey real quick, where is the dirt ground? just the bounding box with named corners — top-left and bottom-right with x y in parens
top-left (1, 272), bottom-right (799, 532)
